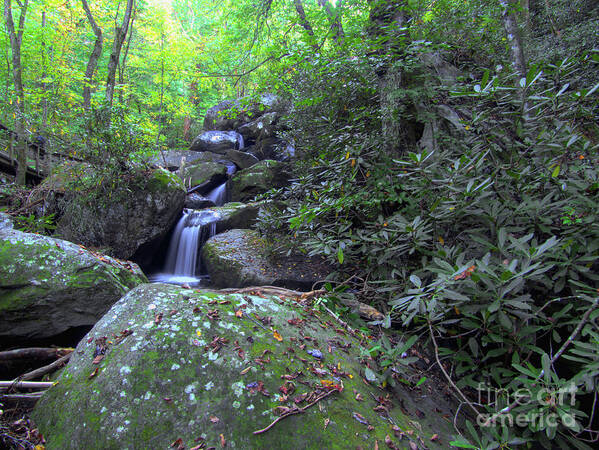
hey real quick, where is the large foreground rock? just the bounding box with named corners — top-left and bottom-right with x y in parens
top-left (55, 168), bottom-right (185, 260)
top-left (231, 160), bottom-right (290, 202)
top-left (212, 202), bottom-right (259, 233)
top-left (33, 283), bottom-right (456, 449)
top-left (202, 229), bottom-right (329, 290)
top-left (0, 228), bottom-right (146, 340)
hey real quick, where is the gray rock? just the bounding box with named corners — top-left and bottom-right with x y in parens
top-left (0, 228), bottom-right (146, 340)
top-left (224, 149), bottom-right (259, 170)
top-left (190, 130), bottom-right (244, 154)
top-left (149, 150), bottom-right (211, 171)
top-left (203, 94), bottom-right (283, 131)
top-left (212, 202), bottom-right (259, 233)
top-left (184, 193), bottom-right (216, 209)
top-left (33, 283), bottom-right (456, 449)
top-left (0, 212), bottom-right (13, 230)
top-left (55, 168), bottom-right (185, 260)
top-left (231, 160), bottom-right (290, 202)
top-left (250, 137), bottom-right (295, 161)
top-left (237, 112), bottom-right (279, 141)
top-left (177, 161), bottom-right (228, 189)
top-left (202, 229), bottom-right (329, 290)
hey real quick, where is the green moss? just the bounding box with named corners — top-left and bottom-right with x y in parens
top-left (147, 168), bottom-right (185, 193)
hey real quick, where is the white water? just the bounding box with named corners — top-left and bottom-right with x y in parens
top-left (237, 133), bottom-right (244, 150)
top-left (206, 182), bottom-right (228, 206)
top-left (152, 209), bottom-right (221, 285)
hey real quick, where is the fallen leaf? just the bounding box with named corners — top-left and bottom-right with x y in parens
top-left (355, 392), bottom-right (364, 401)
top-left (272, 330), bottom-right (283, 341)
top-left (220, 433), bottom-right (226, 448)
top-left (170, 437), bottom-right (184, 449)
top-left (385, 435), bottom-right (398, 449)
top-left (430, 434), bottom-right (440, 442)
top-left (92, 354), bottom-right (104, 365)
top-left (409, 442), bottom-right (418, 450)
top-left (240, 367), bottom-right (252, 375)
top-left (210, 415), bottom-right (220, 423)
top-left (88, 367), bottom-right (99, 379)
top-left (235, 309), bottom-right (243, 318)
top-left (154, 312), bottom-right (163, 325)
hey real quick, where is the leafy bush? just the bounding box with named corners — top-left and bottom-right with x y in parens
top-left (259, 46), bottom-right (599, 447)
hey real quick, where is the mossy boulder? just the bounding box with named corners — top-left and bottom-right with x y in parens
top-left (190, 131), bottom-right (243, 154)
top-left (0, 228), bottom-right (146, 340)
top-left (203, 94), bottom-right (283, 131)
top-left (202, 229), bottom-right (329, 290)
top-left (0, 212), bottom-right (13, 230)
top-left (212, 202), bottom-right (259, 233)
top-left (231, 160), bottom-right (290, 202)
top-left (55, 168), bottom-right (185, 260)
top-left (224, 149), bottom-right (259, 170)
top-left (176, 161), bottom-right (228, 189)
top-left (33, 283), bottom-right (457, 449)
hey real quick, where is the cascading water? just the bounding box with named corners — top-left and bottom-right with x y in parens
top-left (206, 182), bottom-right (228, 206)
top-left (152, 209), bottom-right (221, 285)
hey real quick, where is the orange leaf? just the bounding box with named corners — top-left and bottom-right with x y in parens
top-left (88, 367), bottom-right (99, 379)
top-left (235, 309), bottom-right (243, 318)
top-left (273, 330), bottom-right (283, 342)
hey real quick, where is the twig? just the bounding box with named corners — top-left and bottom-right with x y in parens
top-left (428, 320), bottom-right (480, 418)
top-left (253, 389), bottom-right (338, 435)
top-left (0, 392), bottom-right (43, 406)
top-left (17, 352), bottom-right (71, 381)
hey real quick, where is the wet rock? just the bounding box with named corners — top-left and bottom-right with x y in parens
top-left (190, 130), bottom-right (244, 154)
top-left (202, 229), bottom-right (329, 290)
top-left (0, 228), bottom-right (146, 340)
top-left (33, 283), bottom-right (456, 449)
top-left (224, 149), bottom-right (259, 170)
top-left (184, 193), bottom-right (216, 209)
top-left (177, 161), bottom-right (228, 189)
top-left (231, 160), bottom-right (290, 202)
top-left (55, 167), bottom-right (185, 260)
top-left (250, 137), bottom-right (295, 162)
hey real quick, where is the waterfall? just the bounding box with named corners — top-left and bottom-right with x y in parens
top-left (152, 209), bottom-right (220, 285)
top-left (206, 182), bottom-right (228, 206)
top-left (237, 133), bottom-right (244, 150)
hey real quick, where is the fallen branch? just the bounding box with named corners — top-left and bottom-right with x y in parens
top-left (253, 388), bottom-right (338, 435)
top-left (17, 353), bottom-right (71, 382)
top-left (0, 347), bottom-right (71, 362)
top-left (0, 381), bottom-right (54, 391)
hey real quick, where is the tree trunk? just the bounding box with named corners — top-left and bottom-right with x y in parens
top-left (500, 0), bottom-right (527, 79)
top-left (318, 0), bottom-right (344, 45)
top-left (4, 0), bottom-right (29, 185)
top-left (81, 0), bottom-right (103, 111)
top-left (105, 0), bottom-right (134, 106)
top-left (293, 0), bottom-right (319, 52)
top-left (367, 0), bottom-right (410, 153)
top-left (118, 3), bottom-right (136, 104)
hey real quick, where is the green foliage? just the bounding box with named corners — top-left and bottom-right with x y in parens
top-left (13, 212), bottom-right (56, 234)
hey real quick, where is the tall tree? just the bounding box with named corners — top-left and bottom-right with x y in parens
top-left (318, 0), bottom-right (344, 45)
top-left (4, 0), bottom-right (29, 184)
top-left (293, 0), bottom-right (318, 51)
top-left (81, 0), bottom-right (103, 111)
top-left (105, 0), bottom-right (134, 106)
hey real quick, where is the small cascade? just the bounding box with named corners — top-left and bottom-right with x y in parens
top-left (152, 209), bottom-right (221, 285)
top-left (237, 133), bottom-right (245, 150)
top-left (206, 183), bottom-right (228, 206)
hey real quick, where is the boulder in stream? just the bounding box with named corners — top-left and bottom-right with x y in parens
top-left (190, 130), bottom-right (244, 154)
top-left (212, 202), bottom-right (259, 232)
top-left (184, 192), bottom-right (216, 209)
top-left (231, 160), bottom-right (290, 202)
top-left (202, 229), bottom-right (329, 290)
top-left (176, 161), bottom-right (228, 189)
top-left (55, 167), bottom-right (185, 260)
top-left (33, 283), bottom-right (457, 449)
top-left (203, 94), bottom-right (283, 131)
top-left (224, 149), bottom-right (259, 170)
top-left (0, 227), bottom-right (146, 340)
